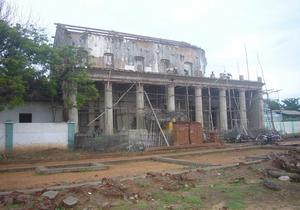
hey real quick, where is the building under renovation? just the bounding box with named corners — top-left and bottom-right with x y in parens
top-left (54, 23), bottom-right (264, 147)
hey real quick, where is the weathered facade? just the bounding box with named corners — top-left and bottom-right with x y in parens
top-left (54, 23), bottom-right (264, 140)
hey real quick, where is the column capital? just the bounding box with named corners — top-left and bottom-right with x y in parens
top-left (239, 88), bottom-right (246, 93)
top-left (167, 84), bottom-right (175, 88)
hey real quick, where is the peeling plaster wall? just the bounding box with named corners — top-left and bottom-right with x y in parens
top-left (55, 26), bottom-right (207, 76)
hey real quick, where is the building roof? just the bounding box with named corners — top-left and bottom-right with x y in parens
top-left (55, 23), bottom-right (202, 49)
top-left (274, 110), bottom-right (300, 116)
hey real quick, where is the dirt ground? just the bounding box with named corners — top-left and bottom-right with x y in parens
top-left (1, 161), bottom-right (300, 210)
top-left (176, 149), bottom-right (284, 165)
top-left (0, 160), bottom-right (185, 191)
top-left (0, 148), bottom-right (287, 191)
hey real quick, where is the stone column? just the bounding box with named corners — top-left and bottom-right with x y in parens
top-left (257, 89), bottom-right (264, 129)
top-left (167, 84), bottom-right (175, 112)
top-left (219, 88), bottom-right (228, 131)
top-left (136, 84), bottom-right (145, 129)
top-left (88, 102), bottom-right (95, 133)
top-left (104, 82), bottom-right (113, 135)
top-left (239, 89), bottom-right (247, 129)
top-left (195, 86), bottom-right (203, 124)
top-left (68, 82), bottom-right (78, 132)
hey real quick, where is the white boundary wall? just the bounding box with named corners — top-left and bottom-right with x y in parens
top-left (0, 124), bottom-right (4, 152)
top-left (0, 123), bottom-right (68, 152)
top-left (265, 121), bottom-right (300, 135)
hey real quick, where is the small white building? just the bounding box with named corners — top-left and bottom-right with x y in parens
top-left (0, 101), bottom-right (63, 123)
top-left (0, 101), bottom-right (74, 153)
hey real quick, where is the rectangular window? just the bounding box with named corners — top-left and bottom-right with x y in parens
top-left (160, 59), bottom-right (170, 72)
top-left (19, 113), bottom-right (32, 123)
top-left (104, 53), bottom-right (114, 68)
top-left (184, 62), bottom-right (193, 76)
top-left (134, 56), bottom-right (144, 72)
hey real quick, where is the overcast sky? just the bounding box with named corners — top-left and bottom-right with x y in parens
top-left (15, 0), bottom-right (300, 100)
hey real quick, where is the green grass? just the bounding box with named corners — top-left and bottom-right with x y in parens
top-left (111, 200), bottom-right (134, 210)
top-left (137, 201), bottom-right (150, 209)
top-left (154, 191), bottom-right (181, 203)
top-left (206, 182), bottom-right (269, 210)
top-left (5, 203), bottom-right (22, 210)
top-left (182, 194), bottom-right (203, 208)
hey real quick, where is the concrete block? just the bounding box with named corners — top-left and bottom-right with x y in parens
top-left (35, 163), bottom-right (108, 175)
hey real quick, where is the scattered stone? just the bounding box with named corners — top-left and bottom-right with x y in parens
top-left (262, 179), bottom-right (281, 191)
top-left (212, 201), bottom-right (228, 210)
top-left (268, 169), bottom-right (300, 182)
top-left (229, 177), bottom-right (245, 184)
top-left (41, 190), bottom-right (59, 200)
top-left (101, 201), bottom-right (112, 209)
top-left (278, 176), bottom-right (290, 181)
top-left (146, 172), bottom-right (162, 178)
top-left (35, 197), bottom-right (52, 210)
top-left (62, 196), bottom-right (79, 207)
top-left (2, 196), bottom-right (13, 205)
top-left (14, 194), bottom-right (32, 204)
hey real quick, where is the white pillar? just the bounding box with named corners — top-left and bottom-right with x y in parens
top-left (219, 88), bottom-right (228, 131)
top-left (239, 89), bottom-right (247, 129)
top-left (105, 82), bottom-right (113, 135)
top-left (167, 85), bottom-right (175, 112)
top-left (68, 91), bottom-right (78, 132)
top-left (64, 81), bottom-right (78, 132)
top-left (195, 86), bottom-right (203, 124)
top-left (136, 84), bottom-right (145, 129)
top-left (257, 89), bottom-right (264, 129)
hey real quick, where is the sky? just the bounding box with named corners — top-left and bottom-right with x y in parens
top-left (13, 0), bottom-right (300, 100)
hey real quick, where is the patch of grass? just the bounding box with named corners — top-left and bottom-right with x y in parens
top-left (183, 194), bottom-right (203, 208)
top-left (111, 200), bottom-right (134, 210)
top-left (227, 199), bottom-right (245, 210)
top-left (137, 201), bottom-right (150, 209)
top-left (155, 191), bottom-right (181, 203)
top-left (5, 203), bottom-right (22, 209)
top-left (135, 178), bottom-right (151, 188)
top-left (184, 186), bottom-right (202, 194)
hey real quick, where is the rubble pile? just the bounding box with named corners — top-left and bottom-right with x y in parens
top-left (146, 170), bottom-right (201, 191)
top-left (272, 148), bottom-right (300, 174)
top-left (266, 148), bottom-right (300, 183)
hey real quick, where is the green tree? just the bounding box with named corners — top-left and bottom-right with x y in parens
top-left (281, 98), bottom-right (300, 111)
top-left (0, 19), bottom-right (50, 111)
top-left (264, 99), bottom-right (281, 110)
top-left (0, 19), bottom-right (98, 113)
top-left (49, 45), bottom-right (99, 120)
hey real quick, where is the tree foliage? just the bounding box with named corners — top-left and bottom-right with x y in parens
top-left (0, 17), bottom-right (98, 111)
top-left (281, 98), bottom-right (300, 111)
top-left (264, 99), bottom-right (281, 110)
top-left (49, 45), bottom-right (99, 109)
top-left (0, 19), bottom-right (50, 110)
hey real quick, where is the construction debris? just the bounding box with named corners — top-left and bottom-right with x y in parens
top-left (41, 191), bottom-right (59, 200)
top-left (62, 196), bottom-right (79, 207)
top-left (272, 148), bottom-right (300, 173)
top-left (262, 179), bottom-right (281, 191)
